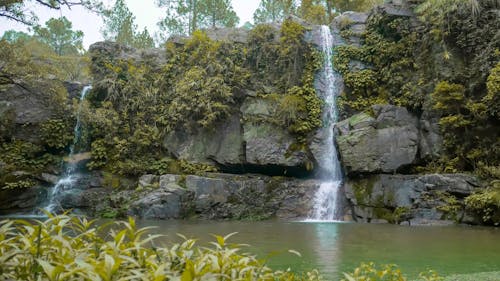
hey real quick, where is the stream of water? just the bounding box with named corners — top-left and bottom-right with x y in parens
top-left (309, 26), bottom-right (344, 221)
top-left (45, 85), bottom-right (91, 213)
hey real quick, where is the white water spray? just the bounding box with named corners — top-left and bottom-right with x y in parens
top-left (308, 26), bottom-right (344, 221)
top-left (45, 85), bottom-right (91, 213)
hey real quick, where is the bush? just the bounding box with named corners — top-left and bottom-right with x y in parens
top-left (0, 214), bottom-right (322, 280)
top-left (465, 181), bottom-right (500, 225)
top-left (342, 263), bottom-right (443, 281)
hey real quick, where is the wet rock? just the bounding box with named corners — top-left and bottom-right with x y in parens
top-left (40, 173), bottom-right (59, 185)
top-left (0, 186), bottom-right (48, 214)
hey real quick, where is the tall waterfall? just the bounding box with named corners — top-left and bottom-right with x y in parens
top-left (309, 26), bottom-right (344, 221)
top-left (45, 85), bottom-right (91, 213)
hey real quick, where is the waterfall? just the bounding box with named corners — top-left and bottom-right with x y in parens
top-left (44, 85), bottom-right (91, 213)
top-left (308, 26), bottom-right (344, 221)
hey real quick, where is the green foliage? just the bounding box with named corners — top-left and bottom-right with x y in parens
top-left (0, 140), bottom-right (60, 190)
top-left (178, 159), bottom-right (218, 175)
top-left (40, 119), bottom-right (73, 149)
top-left (0, 140), bottom-right (57, 173)
top-left (33, 16), bottom-right (84, 56)
top-left (335, 2), bottom-right (500, 174)
top-left (342, 263), bottom-right (405, 281)
top-left (2, 179), bottom-right (37, 190)
top-left (88, 19), bottom-right (322, 175)
top-left (485, 62), bottom-right (500, 118)
top-left (342, 263), bottom-right (443, 281)
top-left (0, 214), bottom-right (322, 280)
top-left (299, 0), bottom-right (327, 25)
top-left (465, 181), bottom-right (500, 225)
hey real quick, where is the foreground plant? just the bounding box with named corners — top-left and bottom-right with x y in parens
top-left (342, 263), bottom-right (443, 281)
top-left (0, 213), bottom-right (322, 281)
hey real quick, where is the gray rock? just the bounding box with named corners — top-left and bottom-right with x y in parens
top-left (335, 12), bottom-right (368, 27)
top-left (159, 174), bottom-right (182, 188)
top-left (373, 104), bottom-right (418, 128)
top-left (336, 105), bottom-right (419, 174)
top-left (128, 184), bottom-right (193, 219)
top-left (41, 173), bottom-right (59, 185)
top-left (0, 84), bottom-right (58, 143)
top-left (63, 81), bottom-right (84, 100)
top-left (243, 122), bottom-right (308, 166)
top-left (419, 110), bottom-right (443, 160)
top-left (163, 113), bottom-right (243, 165)
top-left (186, 175), bottom-right (230, 211)
top-left (379, 0), bottom-right (414, 17)
top-left (0, 186), bottom-right (48, 214)
top-left (344, 173), bottom-right (481, 224)
top-left (204, 27), bottom-right (249, 44)
top-left (138, 174), bottom-right (158, 188)
top-left (242, 97), bottom-right (309, 167)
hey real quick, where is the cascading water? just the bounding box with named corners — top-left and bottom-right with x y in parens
top-left (308, 25), bottom-right (344, 221)
top-left (44, 85), bottom-right (91, 213)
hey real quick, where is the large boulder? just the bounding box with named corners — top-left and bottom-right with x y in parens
top-left (186, 175), bottom-right (231, 212)
top-left (241, 97), bottom-right (310, 168)
top-left (419, 110), bottom-right (443, 160)
top-left (0, 186), bottom-right (48, 214)
top-left (0, 84), bottom-right (54, 143)
top-left (336, 105), bottom-right (419, 174)
top-left (344, 173), bottom-right (482, 224)
top-left (163, 113), bottom-right (244, 165)
top-left (128, 183), bottom-right (194, 219)
top-left (127, 173), bottom-right (320, 220)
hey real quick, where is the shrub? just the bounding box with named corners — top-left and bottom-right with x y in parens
top-left (0, 214), bottom-right (322, 280)
top-left (342, 263), bottom-right (443, 281)
top-left (465, 182), bottom-right (500, 225)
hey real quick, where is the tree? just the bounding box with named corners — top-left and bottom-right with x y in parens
top-left (253, 0), bottom-right (295, 24)
top-left (1, 30), bottom-right (31, 42)
top-left (134, 28), bottom-right (155, 49)
top-left (0, 0), bottom-right (101, 25)
top-left (198, 0), bottom-right (238, 29)
top-left (299, 0), bottom-right (327, 25)
top-left (33, 16), bottom-right (84, 55)
top-left (156, 0), bottom-right (239, 40)
top-left (101, 0), bottom-right (154, 48)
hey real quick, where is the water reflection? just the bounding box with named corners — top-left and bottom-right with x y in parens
top-left (308, 222), bottom-right (340, 278)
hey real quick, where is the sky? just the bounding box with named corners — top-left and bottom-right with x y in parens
top-left (0, 0), bottom-right (261, 49)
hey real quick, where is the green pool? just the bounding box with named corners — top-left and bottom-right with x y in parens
top-left (135, 220), bottom-right (500, 280)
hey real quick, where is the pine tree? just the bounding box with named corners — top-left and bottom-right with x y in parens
top-left (253, 0), bottom-right (295, 24)
top-left (33, 17), bottom-right (84, 56)
top-left (156, 0), bottom-right (239, 40)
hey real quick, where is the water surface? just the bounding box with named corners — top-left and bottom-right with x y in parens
top-left (136, 220), bottom-right (500, 280)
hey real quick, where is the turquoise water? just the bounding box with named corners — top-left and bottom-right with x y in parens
top-left (136, 220), bottom-right (500, 280)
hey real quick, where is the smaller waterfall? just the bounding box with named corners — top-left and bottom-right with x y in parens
top-left (308, 26), bottom-right (344, 222)
top-left (45, 85), bottom-right (91, 213)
